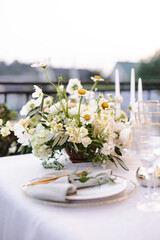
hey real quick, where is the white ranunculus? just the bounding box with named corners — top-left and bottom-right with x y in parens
top-left (81, 137), bottom-right (92, 148)
top-left (119, 128), bottom-right (132, 148)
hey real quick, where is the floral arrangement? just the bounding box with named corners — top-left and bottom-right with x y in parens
top-left (0, 63), bottom-right (132, 170)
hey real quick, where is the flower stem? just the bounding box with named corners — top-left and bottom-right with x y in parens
top-left (78, 96), bottom-right (83, 125)
top-left (44, 67), bottom-right (57, 90)
top-left (90, 80), bottom-right (98, 92)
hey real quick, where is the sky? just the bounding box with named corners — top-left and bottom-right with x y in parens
top-left (1, 0), bottom-right (160, 76)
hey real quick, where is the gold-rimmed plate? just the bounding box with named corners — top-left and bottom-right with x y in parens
top-left (22, 175), bottom-right (137, 207)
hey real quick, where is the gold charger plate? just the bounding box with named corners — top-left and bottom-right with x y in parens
top-left (22, 175), bottom-right (137, 207)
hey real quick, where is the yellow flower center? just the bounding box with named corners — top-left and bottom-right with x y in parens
top-left (94, 75), bottom-right (101, 79)
top-left (84, 114), bottom-right (91, 121)
top-left (101, 102), bottom-right (109, 109)
top-left (78, 89), bottom-right (86, 95)
top-left (39, 93), bottom-right (41, 97)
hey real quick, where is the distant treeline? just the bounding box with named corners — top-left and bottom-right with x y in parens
top-left (138, 50), bottom-right (160, 81)
top-left (0, 61), bottom-right (37, 75)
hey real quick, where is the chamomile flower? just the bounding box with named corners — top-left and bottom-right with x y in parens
top-left (80, 111), bottom-right (94, 125)
top-left (32, 85), bottom-right (43, 106)
top-left (98, 98), bottom-right (109, 109)
top-left (66, 78), bottom-right (82, 94)
top-left (31, 61), bottom-right (48, 69)
top-left (91, 75), bottom-right (104, 82)
top-left (76, 89), bottom-right (87, 96)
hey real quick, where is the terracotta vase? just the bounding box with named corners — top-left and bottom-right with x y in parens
top-left (65, 148), bottom-right (96, 163)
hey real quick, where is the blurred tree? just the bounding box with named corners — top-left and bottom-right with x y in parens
top-left (138, 50), bottom-right (160, 80)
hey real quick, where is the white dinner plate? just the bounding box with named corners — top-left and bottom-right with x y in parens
top-left (66, 177), bottom-right (127, 201)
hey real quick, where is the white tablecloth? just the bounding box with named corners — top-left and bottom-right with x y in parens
top-left (0, 152), bottom-right (160, 240)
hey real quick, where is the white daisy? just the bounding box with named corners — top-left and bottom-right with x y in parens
top-left (98, 98), bottom-right (109, 109)
top-left (80, 111), bottom-right (95, 125)
top-left (66, 78), bottom-right (82, 94)
top-left (31, 61), bottom-right (48, 69)
top-left (76, 89), bottom-right (87, 97)
top-left (91, 75), bottom-right (104, 82)
top-left (32, 85), bottom-right (43, 106)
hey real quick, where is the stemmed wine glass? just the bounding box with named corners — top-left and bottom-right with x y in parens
top-left (132, 113), bottom-right (160, 212)
top-left (136, 102), bottom-right (160, 199)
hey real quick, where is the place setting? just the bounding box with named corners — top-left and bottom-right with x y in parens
top-left (22, 167), bottom-right (136, 207)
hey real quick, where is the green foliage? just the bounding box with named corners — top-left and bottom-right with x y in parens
top-left (0, 103), bottom-right (17, 123)
top-left (138, 50), bottom-right (160, 80)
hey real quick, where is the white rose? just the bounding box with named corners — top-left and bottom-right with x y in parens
top-left (119, 128), bottom-right (132, 148)
top-left (82, 137), bottom-right (92, 148)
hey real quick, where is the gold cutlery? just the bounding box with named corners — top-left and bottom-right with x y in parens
top-left (27, 167), bottom-right (92, 186)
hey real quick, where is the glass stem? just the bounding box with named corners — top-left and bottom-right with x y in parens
top-left (147, 167), bottom-right (154, 202)
top-left (153, 165), bottom-right (158, 196)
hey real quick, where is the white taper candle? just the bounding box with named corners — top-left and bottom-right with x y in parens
top-left (130, 68), bottom-right (136, 121)
top-left (138, 77), bottom-right (143, 101)
top-left (130, 68), bottom-right (135, 104)
top-left (115, 69), bottom-right (120, 97)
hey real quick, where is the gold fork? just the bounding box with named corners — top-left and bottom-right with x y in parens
top-left (27, 167), bottom-right (92, 186)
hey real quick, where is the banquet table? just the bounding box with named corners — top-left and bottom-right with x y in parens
top-left (0, 151), bottom-right (160, 240)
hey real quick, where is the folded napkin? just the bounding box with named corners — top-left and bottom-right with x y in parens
top-left (24, 169), bottom-right (113, 202)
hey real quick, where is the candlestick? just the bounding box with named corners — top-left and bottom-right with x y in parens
top-left (138, 78), bottom-right (143, 101)
top-left (115, 69), bottom-right (120, 97)
top-left (115, 69), bottom-right (122, 116)
top-left (130, 68), bottom-right (136, 121)
top-left (130, 68), bottom-right (135, 104)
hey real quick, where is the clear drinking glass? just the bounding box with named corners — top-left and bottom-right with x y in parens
top-left (132, 120), bottom-right (160, 212)
top-left (135, 103), bottom-right (160, 200)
